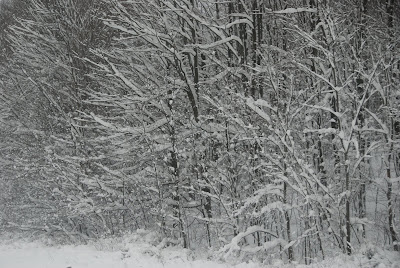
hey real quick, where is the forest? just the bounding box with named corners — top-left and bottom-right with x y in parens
top-left (0, 0), bottom-right (399, 265)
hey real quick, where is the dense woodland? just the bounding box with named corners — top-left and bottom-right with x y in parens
top-left (0, 0), bottom-right (399, 264)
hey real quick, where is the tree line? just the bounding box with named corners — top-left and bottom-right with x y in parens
top-left (0, 0), bottom-right (399, 264)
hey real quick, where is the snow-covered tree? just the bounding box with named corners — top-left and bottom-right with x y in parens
top-left (1, 0), bottom-right (399, 262)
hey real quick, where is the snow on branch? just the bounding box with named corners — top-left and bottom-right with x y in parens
top-left (220, 225), bottom-right (280, 260)
top-left (224, 19), bottom-right (253, 30)
top-left (266, 7), bottom-right (317, 14)
top-left (90, 113), bottom-right (169, 136)
top-left (193, 36), bottom-right (242, 50)
top-left (246, 97), bottom-right (272, 124)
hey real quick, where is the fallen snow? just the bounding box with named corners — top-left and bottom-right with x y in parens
top-left (0, 241), bottom-right (252, 268)
top-left (0, 234), bottom-right (260, 268)
top-left (0, 233), bottom-right (399, 268)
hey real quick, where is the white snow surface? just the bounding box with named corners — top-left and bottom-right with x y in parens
top-left (0, 232), bottom-right (260, 268)
top-left (0, 232), bottom-right (399, 268)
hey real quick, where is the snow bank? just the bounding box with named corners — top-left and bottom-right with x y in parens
top-left (0, 231), bottom-right (259, 268)
top-left (0, 232), bottom-right (399, 268)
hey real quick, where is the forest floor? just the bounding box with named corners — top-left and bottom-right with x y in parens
top-left (0, 232), bottom-right (399, 268)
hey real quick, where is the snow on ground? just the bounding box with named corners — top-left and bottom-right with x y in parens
top-left (0, 232), bottom-right (399, 268)
top-left (0, 240), bottom-right (258, 268)
top-left (0, 231), bottom-right (261, 268)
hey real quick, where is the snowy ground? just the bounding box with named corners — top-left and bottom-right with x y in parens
top-left (0, 232), bottom-right (260, 268)
top-left (0, 241), bottom-right (258, 268)
top-left (0, 232), bottom-right (399, 268)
